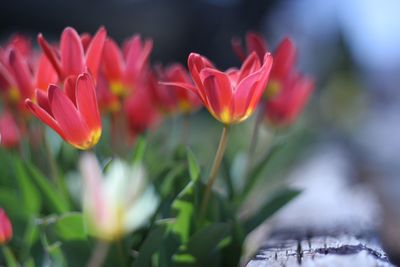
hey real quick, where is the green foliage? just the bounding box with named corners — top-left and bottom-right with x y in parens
top-left (0, 117), bottom-right (307, 267)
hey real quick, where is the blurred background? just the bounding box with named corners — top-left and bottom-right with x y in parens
top-left (1, 0), bottom-right (400, 263)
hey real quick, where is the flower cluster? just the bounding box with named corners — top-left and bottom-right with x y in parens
top-left (0, 28), bottom-right (313, 151)
top-left (0, 27), bottom-right (315, 267)
top-left (233, 32), bottom-right (315, 126)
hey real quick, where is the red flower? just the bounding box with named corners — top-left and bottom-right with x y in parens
top-left (150, 64), bottom-right (201, 114)
top-left (38, 26), bottom-right (106, 82)
top-left (0, 111), bottom-right (21, 149)
top-left (0, 208), bottom-right (12, 244)
top-left (0, 36), bottom-right (57, 110)
top-left (232, 32), bottom-right (268, 63)
top-left (102, 35), bottom-right (152, 96)
top-left (166, 52), bottom-right (273, 124)
top-left (265, 73), bottom-right (314, 126)
top-left (25, 73), bottom-right (102, 150)
top-left (124, 86), bottom-right (160, 136)
top-left (232, 33), bottom-right (297, 97)
top-left (96, 73), bottom-right (120, 113)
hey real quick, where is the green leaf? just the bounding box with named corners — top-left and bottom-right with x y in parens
top-left (243, 188), bottom-right (301, 233)
top-left (0, 188), bottom-right (25, 218)
top-left (14, 159), bottom-right (41, 215)
top-left (186, 148), bottom-right (200, 182)
top-left (23, 258), bottom-right (36, 267)
top-left (25, 162), bottom-right (69, 213)
top-left (171, 199), bottom-right (193, 244)
top-left (133, 226), bottom-right (166, 267)
top-left (52, 213), bottom-right (86, 241)
top-left (241, 142), bottom-right (284, 201)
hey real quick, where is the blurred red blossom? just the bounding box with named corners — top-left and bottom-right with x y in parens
top-left (0, 208), bottom-right (12, 244)
top-left (102, 35), bottom-right (152, 97)
top-left (150, 63), bottom-right (201, 115)
top-left (0, 110), bottom-right (21, 149)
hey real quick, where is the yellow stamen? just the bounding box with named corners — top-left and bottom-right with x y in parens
top-left (110, 81), bottom-right (129, 97)
top-left (220, 108), bottom-right (231, 124)
top-left (178, 100), bottom-right (191, 113)
top-left (265, 80), bottom-right (281, 99)
top-left (8, 86), bottom-right (20, 103)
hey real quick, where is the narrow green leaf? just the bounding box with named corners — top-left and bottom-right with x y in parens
top-left (26, 163), bottom-right (69, 213)
top-left (243, 189), bottom-right (301, 233)
top-left (186, 148), bottom-right (200, 182)
top-left (14, 159), bottom-right (41, 215)
top-left (241, 142), bottom-right (284, 200)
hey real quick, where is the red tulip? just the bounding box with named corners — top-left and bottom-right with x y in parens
top-left (232, 32), bottom-right (268, 63)
top-left (0, 208), bottom-right (12, 244)
top-left (102, 35), bottom-right (152, 96)
top-left (96, 73), bottom-right (120, 113)
top-left (151, 63), bottom-right (201, 114)
top-left (0, 37), bottom-right (57, 110)
top-left (0, 111), bottom-right (21, 149)
top-left (124, 86), bottom-right (160, 136)
top-left (265, 73), bottom-right (314, 126)
top-left (165, 52), bottom-right (273, 124)
top-left (38, 26), bottom-right (106, 82)
top-left (25, 73), bottom-right (102, 150)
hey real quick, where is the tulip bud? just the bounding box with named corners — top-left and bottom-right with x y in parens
top-left (0, 208), bottom-right (12, 244)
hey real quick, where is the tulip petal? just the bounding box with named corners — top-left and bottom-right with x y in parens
top-left (76, 73), bottom-right (101, 131)
top-left (25, 98), bottom-right (66, 140)
top-left (235, 53), bottom-right (272, 117)
top-left (231, 37), bottom-right (246, 62)
top-left (188, 53), bottom-right (214, 102)
top-left (200, 68), bottom-right (232, 119)
top-left (103, 38), bottom-right (123, 81)
top-left (61, 27), bottom-right (85, 77)
top-left (85, 26), bottom-right (107, 81)
top-left (271, 37), bottom-right (296, 81)
top-left (37, 34), bottom-right (63, 79)
top-left (64, 76), bottom-right (77, 106)
top-left (36, 89), bottom-right (52, 114)
top-left (0, 62), bottom-right (15, 90)
top-left (35, 54), bottom-right (58, 91)
top-left (247, 54), bottom-right (273, 110)
top-left (246, 32), bottom-right (268, 61)
top-left (124, 36), bottom-right (153, 84)
top-left (9, 50), bottom-right (34, 99)
top-left (48, 84), bottom-right (89, 146)
top-left (238, 52), bottom-right (260, 82)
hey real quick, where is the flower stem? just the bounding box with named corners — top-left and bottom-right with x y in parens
top-left (200, 125), bottom-right (230, 219)
top-left (86, 240), bottom-right (110, 267)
